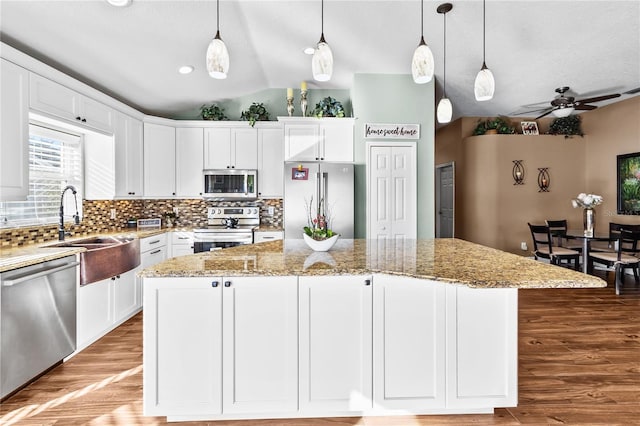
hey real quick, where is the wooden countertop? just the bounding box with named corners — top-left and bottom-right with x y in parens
top-left (140, 238), bottom-right (606, 289)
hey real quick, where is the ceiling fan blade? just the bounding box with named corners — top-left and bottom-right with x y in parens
top-left (624, 87), bottom-right (640, 95)
top-left (576, 93), bottom-right (620, 104)
top-left (509, 106), bottom-right (553, 116)
top-left (574, 104), bottom-right (597, 111)
top-left (535, 108), bottom-right (555, 120)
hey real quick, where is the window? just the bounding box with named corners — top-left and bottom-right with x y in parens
top-left (0, 124), bottom-right (83, 227)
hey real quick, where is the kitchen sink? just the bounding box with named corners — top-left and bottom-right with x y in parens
top-left (45, 236), bottom-right (140, 285)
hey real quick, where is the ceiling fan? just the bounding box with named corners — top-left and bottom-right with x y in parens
top-left (515, 86), bottom-right (621, 119)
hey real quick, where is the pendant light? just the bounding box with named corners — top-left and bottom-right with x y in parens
top-left (312, 0), bottom-right (333, 82)
top-left (436, 3), bottom-right (453, 124)
top-left (474, 0), bottom-right (495, 101)
top-left (411, 0), bottom-right (435, 84)
top-left (206, 0), bottom-right (229, 79)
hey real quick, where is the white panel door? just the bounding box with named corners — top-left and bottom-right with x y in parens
top-left (368, 144), bottom-right (416, 240)
top-left (175, 127), bottom-right (204, 197)
top-left (232, 128), bottom-right (258, 169)
top-left (436, 163), bottom-right (454, 238)
top-left (143, 277), bottom-right (222, 416)
top-left (204, 127), bottom-right (232, 169)
top-left (446, 286), bottom-right (518, 409)
top-left (0, 59), bottom-right (29, 201)
top-left (77, 277), bottom-right (113, 349)
top-left (222, 276), bottom-right (298, 414)
top-left (144, 123), bottom-right (176, 197)
top-left (299, 275), bottom-right (373, 412)
top-left (373, 275), bottom-right (446, 410)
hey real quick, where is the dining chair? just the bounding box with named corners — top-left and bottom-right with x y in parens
top-left (528, 223), bottom-right (580, 271)
top-left (545, 219), bottom-right (583, 252)
top-left (591, 223), bottom-right (640, 253)
top-left (588, 229), bottom-right (640, 295)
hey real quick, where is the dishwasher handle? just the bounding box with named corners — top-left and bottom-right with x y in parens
top-left (2, 261), bottom-right (80, 287)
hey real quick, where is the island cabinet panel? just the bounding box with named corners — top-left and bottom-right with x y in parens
top-left (445, 286), bottom-right (518, 409)
top-left (143, 277), bottom-right (223, 416)
top-left (372, 275), bottom-right (446, 410)
top-left (222, 276), bottom-right (298, 414)
top-left (298, 276), bottom-right (373, 412)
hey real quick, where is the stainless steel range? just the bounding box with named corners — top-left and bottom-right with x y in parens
top-left (193, 206), bottom-right (260, 252)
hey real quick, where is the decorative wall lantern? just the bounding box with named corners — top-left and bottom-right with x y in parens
top-left (537, 168), bottom-right (550, 192)
top-left (512, 160), bottom-right (524, 185)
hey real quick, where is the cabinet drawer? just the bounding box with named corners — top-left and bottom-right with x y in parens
top-left (253, 231), bottom-right (283, 243)
top-left (140, 233), bottom-right (168, 253)
top-left (171, 231), bottom-right (194, 245)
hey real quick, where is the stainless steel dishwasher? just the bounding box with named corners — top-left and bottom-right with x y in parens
top-left (1, 255), bottom-right (78, 400)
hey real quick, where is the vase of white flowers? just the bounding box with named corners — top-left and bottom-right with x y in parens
top-left (303, 196), bottom-right (339, 251)
top-left (571, 193), bottom-right (603, 237)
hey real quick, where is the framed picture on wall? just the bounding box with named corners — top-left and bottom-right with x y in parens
top-left (291, 167), bottom-right (309, 180)
top-left (521, 121), bottom-right (539, 135)
top-left (617, 152), bottom-right (640, 214)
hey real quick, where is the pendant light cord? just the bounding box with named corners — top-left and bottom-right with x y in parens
top-left (321, 0), bottom-right (324, 35)
top-left (443, 11), bottom-right (447, 97)
top-left (216, 0), bottom-right (220, 32)
top-left (421, 0), bottom-right (424, 37)
top-left (482, 0), bottom-right (486, 62)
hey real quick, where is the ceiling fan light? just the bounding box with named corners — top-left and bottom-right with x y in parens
top-left (474, 66), bottom-right (495, 101)
top-left (412, 40), bottom-right (434, 84)
top-left (437, 97), bottom-right (452, 124)
top-left (206, 33), bottom-right (229, 79)
top-left (552, 106), bottom-right (574, 118)
top-left (312, 40), bottom-right (333, 82)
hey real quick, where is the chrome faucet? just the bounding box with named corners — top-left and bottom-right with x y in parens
top-left (59, 185), bottom-right (80, 241)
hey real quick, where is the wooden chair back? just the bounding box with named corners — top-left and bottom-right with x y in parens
top-left (528, 223), bottom-right (554, 255)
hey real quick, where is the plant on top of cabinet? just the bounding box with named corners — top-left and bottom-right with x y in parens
top-left (548, 115), bottom-right (583, 138)
top-left (312, 96), bottom-right (345, 118)
top-left (473, 116), bottom-right (515, 135)
top-left (240, 102), bottom-right (270, 127)
top-left (200, 103), bottom-right (228, 121)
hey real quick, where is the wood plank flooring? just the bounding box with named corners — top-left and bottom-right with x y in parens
top-left (1, 271), bottom-right (638, 425)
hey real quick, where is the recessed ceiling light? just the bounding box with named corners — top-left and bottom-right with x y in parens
top-left (303, 47), bottom-right (315, 55)
top-left (107, 0), bottom-right (132, 6)
top-left (178, 65), bottom-right (194, 75)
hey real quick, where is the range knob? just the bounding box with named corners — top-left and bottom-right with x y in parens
top-left (217, 209), bottom-right (222, 214)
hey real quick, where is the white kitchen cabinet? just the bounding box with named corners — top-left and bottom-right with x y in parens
top-left (29, 73), bottom-right (113, 133)
top-left (84, 131), bottom-right (115, 200)
top-left (77, 277), bottom-right (113, 350)
top-left (143, 277), bottom-right (223, 417)
top-left (114, 112), bottom-right (143, 197)
top-left (0, 59), bottom-right (29, 201)
top-left (257, 127), bottom-right (284, 198)
top-left (113, 267), bottom-right (140, 325)
top-left (144, 123), bottom-right (176, 197)
top-left (204, 127), bottom-right (258, 170)
top-left (282, 118), bottom-right (354, 162)
top-left (222, 276), bottom-right (298, 414)
top-left (299, 276), bottom-right (373, 412)
top-left (170, 231), bottom-right (194, 258)
top-left (373, 274), bottom-right (446, 410)
top-left (138, 233), bottom-right (168, 309)
top-left (445, 285), bottom-right (518, 409)
top-left (253, 230), bottom-right (283, 243)
top-left (175, 127), bottom-right (204, 197)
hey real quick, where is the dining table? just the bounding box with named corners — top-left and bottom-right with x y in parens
top-left (565, 230), bottom-right (614, 274)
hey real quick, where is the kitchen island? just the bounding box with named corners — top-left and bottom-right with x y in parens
top-left (140, 238), bottom-right (605, 422)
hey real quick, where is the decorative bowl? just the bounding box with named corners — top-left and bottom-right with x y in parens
top-left (302, 233), bottom-right (339, 252)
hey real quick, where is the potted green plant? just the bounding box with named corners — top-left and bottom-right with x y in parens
top-left (240, 102), bottom-right (270, 127)
top-left (473, 116), bottom-right (515, 135)
top-left (312, 96), bottom-right (345, 118)
top-left (548, 115), bottom-right (583, 138)
top-left (200, 103), bottom-right (228, 121)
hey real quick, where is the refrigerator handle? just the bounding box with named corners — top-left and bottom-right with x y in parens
top-left (316, 172), bottom-right (322, 204)
top-left (322, 172), bottom-right (328, 207)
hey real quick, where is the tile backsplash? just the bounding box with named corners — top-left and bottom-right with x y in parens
top-left (1, 198), bottom-right (282, 248)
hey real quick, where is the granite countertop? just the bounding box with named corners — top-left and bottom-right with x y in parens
top-left (140, 238), bottom-right (606, 289)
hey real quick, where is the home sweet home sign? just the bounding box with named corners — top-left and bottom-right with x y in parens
top-left (364, 123), bottom-right (420, 140)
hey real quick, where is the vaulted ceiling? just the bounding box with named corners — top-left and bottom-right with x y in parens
top-left (1, 0), bottom-right (638, 121)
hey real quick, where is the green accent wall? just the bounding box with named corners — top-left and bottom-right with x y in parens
top-left (172, 88), bottom-right (352, 121)
top-left (351, 73), bottom-right (435, 238)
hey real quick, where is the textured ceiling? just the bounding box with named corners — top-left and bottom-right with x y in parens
top-left (1, 0), bottom-right (639, 120)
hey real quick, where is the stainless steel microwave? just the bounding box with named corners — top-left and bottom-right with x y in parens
top-left (203, 169), bottom-right (257, 200)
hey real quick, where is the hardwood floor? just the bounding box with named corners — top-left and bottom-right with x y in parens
top-left (1, 271), bottom-right (639, 426)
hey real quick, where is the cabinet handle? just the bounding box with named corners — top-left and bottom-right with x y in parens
top-left (224, 281), bottom-right (232, 287)
top-left (315, 157), bottom-right (319, 160)
top-left (178, 237), bottom-right (189, 240)
top-left (150, 249), bottom-right (161, 255)
top-left (81, 118), bottom-right (87, 122)
top-left (76, 116), bottom-right (81, 121)
top-left (231, 165), bottom-right (235, 168)
top-left (149, 240), bottom-right (160, 244)
top-left (320, 157), bottom-right (324, 160)
top-left (364, 279), bottom-right (371, 286)
top-left (227, 166), bottom-right (230, 169)
top-left (212, 281), bottom-right (219, 287)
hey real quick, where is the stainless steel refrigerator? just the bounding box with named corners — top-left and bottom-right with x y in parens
top-left (284, 162), bottom-right (354, 239)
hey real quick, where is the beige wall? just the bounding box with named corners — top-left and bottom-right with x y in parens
top-left (435, 96), bottom-right (640, 254)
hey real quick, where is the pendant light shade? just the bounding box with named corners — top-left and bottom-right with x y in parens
top-left (412, 1), bottom-right (434, 84)
top-left (474, 0), bottom-right (494, 101)
top-left (437, 97), bottom-right (452, 123)
top-left (436, 3), bottom-right (453, 124)
top-left (313, 0), bottom-right (333, 82)
top-left (206, 0), bottom-right (229, 79)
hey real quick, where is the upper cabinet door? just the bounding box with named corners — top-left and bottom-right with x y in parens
top-left (257, 127), bottom-right (284, 198)
top-left (175, 127), bottom-right (204, 197)
top-left (29, 73), bottom-right (79, 122)
top-left (284, 124), bottom-right (319, 161)
top-left (79, 96), bottom-right (114, 133)
top-left (0, 59), bottom-right (29, 201)
top-left (321, 122), bottom-right (354, 162)
top-left (114, 113), bottom-right (143, 198)
top-left (232, 128), bottom-right (258, 170)
top-left (204, 128), bottom-right (232, 169)
top-left (144, 123), bottom-right (176, 197)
